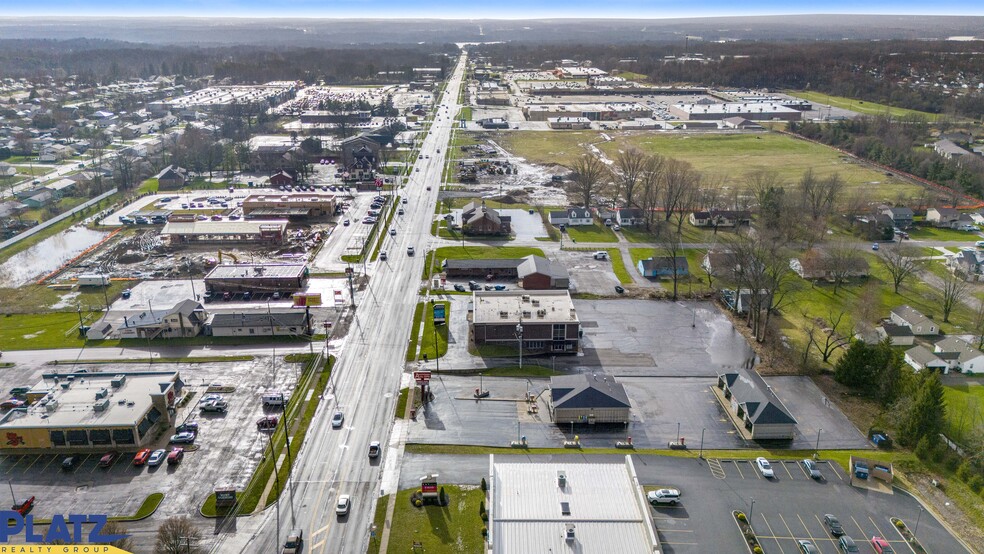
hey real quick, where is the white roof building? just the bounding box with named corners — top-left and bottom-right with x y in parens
top-left (487, 455), bottom-right (660, 553)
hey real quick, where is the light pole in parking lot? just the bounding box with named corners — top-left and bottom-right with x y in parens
top-left (913, 505), bottom-right (925, 538)
top-left (815, 428), bottom-right (823, 458)
top-left (698, 428), bottom-right (705, 459)
top-left (748, 497), bottom-right (755, 524)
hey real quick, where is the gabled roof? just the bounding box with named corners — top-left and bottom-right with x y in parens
top-left (517, 255), bottom-right (568, 280)
top-left (884, 206), bottom-right (914, 217)
top-left (567, 207), bottom-right (592, 219)
top-left (155, 165), bottom-right (187, 180)
top-left (931, 207), bottom-right (960, 218)
top-left (880, 322), bottom-right (914, 337)
top-left (719, 368), bottom-right (797, 425)
top-left (891, 305), bottom-right (932, 327)
top-left (934, 336), bottom-right (984, 363)
top-left (618, 207), bottom-right (644, 218)
top-left (639, 257), bottom-right (688, 272)
top-left (550, 374), bottom-right (630, 410)
top-left (905, 345), bottom-right (947, 366)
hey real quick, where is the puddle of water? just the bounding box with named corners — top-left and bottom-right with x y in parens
top-left (703, 307), bottom-right (756, 368)
top-left (0, 226), bottom-right (109, 287)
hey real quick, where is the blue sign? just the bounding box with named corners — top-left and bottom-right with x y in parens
top-left (0, 512), bottom-right (128, 544)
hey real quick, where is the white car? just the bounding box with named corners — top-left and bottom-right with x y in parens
top-left (755, 457), bottom-right (775, 478)
top-left (336, 494), bottom-right (351, 515)
top-left (331, 411), bottom-right (344, 428)
top-left (147, 449), bottom-right (167, 466)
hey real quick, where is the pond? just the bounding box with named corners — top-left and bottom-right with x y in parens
top-left (0, 226), bottom-right (109, 287)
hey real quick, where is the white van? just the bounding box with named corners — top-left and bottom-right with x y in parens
top-left (262, 392), bottom-right (285, 408)
top-left (976, 241), bottom-right (984, 248)
top-left (593, 251), bottom-right (608, 260)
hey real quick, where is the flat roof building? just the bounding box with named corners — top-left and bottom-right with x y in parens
top-left (471, 290), bottom-right (580, 354)
top-left (207, 308), bottom-right (312, 337)
top-left (161, 220), bottom-right (287, 245)
top-left (670, 102), bottom-right (802, 121)
top-left (487, 455), bottom-right (660, 554)
top-left (0, 371), bottom-right (182, 453)
top-left (242, 193), bottom-right (337, 221)
top-left (204, 264), bottom-right (310, 294)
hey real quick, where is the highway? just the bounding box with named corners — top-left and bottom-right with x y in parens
top-left (214, 52), bottom-right (468, 554)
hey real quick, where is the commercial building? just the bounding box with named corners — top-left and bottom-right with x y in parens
top-left (242, 193), bottom-right (337, 221)
top-left (548, 373), bottom-right (631, 424)
top-left (0, 371), bottom-right (183, 453)
top-left (98, 299), bottom-right (207, 340)
top-left (444, 255), bottom-right (569, 289)
top-left (486, 455), bottom-right (659, 554)
top-left (669, 102), bottom-right (802, 121)
top-left (524, 103), bottom-right (650, 122)
top-left (715, 368), bottom-right (798, 440)
top-left (161, 220), bottom-right (287, 246)
top-left (547, 117), bottom-right (592, 129)
top-left (471, 290), bottom-right (580, 354)
top-left (207, 308), bottom-right (312, 337)
top-left (299, 110), bottom-right (371, 125)
top-left (204, 264), bottom-right (309, 294)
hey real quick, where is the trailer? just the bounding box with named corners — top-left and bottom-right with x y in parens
top-left (76, 274), bottom-right (110, 287)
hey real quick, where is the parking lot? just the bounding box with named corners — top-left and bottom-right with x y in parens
top-left (0, 356), bottom-right (301, 520)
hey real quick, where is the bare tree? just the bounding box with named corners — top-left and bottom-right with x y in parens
top-left (809, 310), bottom-right (851, 364)
top-left (973, 301), bottom-right (984, 350)
top-left (567, 154), bottom-right (608, 209)
top-left (825, 242), bottom-right (867, 295)
top-left (155, 516), bottom-right (202, 554)
top-left (879, 244), bottom-right (924, 293)
top-left (660, 158), bottom-right (698, 222)
top-left (940, 272), bottom-right (969, 323)
top-left (673, 178), bottom-right (702, 234)
top-left (637, 154), bottom-right (665, 230)
top-left (799, 170), bottom-right (843, 221)
top-left (656, 232), bottom-right (685, 301)
top-left (98, 521), bottom-right (135, 552)
top-left (112, 149), bottom-right (143, 190)
top-left (613, 147), bottom-right (647, 207)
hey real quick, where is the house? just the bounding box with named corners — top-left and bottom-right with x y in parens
top-left (0, 201), bottom-right (28, 218)
top-left (43, 178), bottom-right (76, 198)
top-left (207, 308), bottom-right (312, 337)
top-left (889, 305), bottom-right (938, 336)
top-left (703, 250), bottom-right (740, 282)
top-left (854, 213), bottom-right (896, 241)
top-left (460, 201), bottom-right (511, 236)
top-left (339, 135), bottom-right (380, 170)
top-left (616, 208), bottom-right (645, 227)
top-left (0, 162), bottom-right (15, 177)
top-left (517, 255), bottom-right (570, 290)
top-left (155, 165), bottom-right (188, 190)
top-left (876, 322), bottom-right (915, 346)
top-left (948, 249), bottom-right (984, 281)
top-left (637, 256), bottom-right (689, 279)
top-left (23, 190), bottom-right (55, 209)
top-left (721, 289), bottom-right (773, 315)
top-left (37, 143), bottom-right (75, 162)
top-left (790, 249), bottom-right (870, 281)
top-left (268, 170), bottom-right (296, 187)
top-left (721, 116), bottom-right (763, 130)
top-left (904, 345), bottom-right (951, 374)
top-left (113, 299), bottom-right (207, 339)
top-left (926, 207), bottom-right (961, 227)
top-left (548, 374), bottom-right (631, 424)
top-left (881, 207), bottom-right (914, 229)
top-left (548, 207), bottom-right (593, 227)
top-left (715, 368), bottom-right (798, 440)
top-left (934, 139), bottom-right (971, 160)
top-left (688, 209), bottom-right (751, 228)
top-left (940, 131), bottom-right (973, 145)
top-left (934, 336), bottom-right (984, 375)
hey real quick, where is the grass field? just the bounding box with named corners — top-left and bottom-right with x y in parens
top-left (0, 311), bottom-right (106, 351)
top-left (628, 247), bottom-right (711, 294)
top-left (943, 380), bottom-right (984, 445)
top-left (563, 223), bottom-right (618, 243)
top-left (906, 226), bottom-right (982, 242)
top-left (788, 91), bottom-right (941, 121)
top-left (495, 131), bottom-right (926, 204)
top-left (419, 301), bottom-right (450, 359)
top-left (607, 249), bottom-right (633, 284)
top-left (367, 485), bottom-right (484, 554)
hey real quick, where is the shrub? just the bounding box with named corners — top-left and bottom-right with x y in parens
top-left (957, 461), bottom-right (977, 482)
top-left (753, 547), bottom-right (763, 554)
top-left (736, 512), bottom-right (747, 522)
top-left (481, 511), bottom-right (488, 522)
top-left (943, 452), bottom-right (961, 473)
top-left (481, 477), bottom-right (487, 492)
top-left (481, 526), bottom-right (488, 537)
top-left (968, 475), bottom-right (984, 493)
top-left (914, 436), bottom-right (936, 460)
top-left (479, 500), bottom-right (486, 515)
top-left (895, 520), bottom-right (906, 529)
top-left (413, 498), bottom-right (423, 507)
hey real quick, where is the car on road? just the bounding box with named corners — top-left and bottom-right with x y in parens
top-left (133, 449), bottom-right (152, 465)
top-left (147, 449), bottom-right (167, 466)
top-left (61, 455), bottom-right (80, 470)
top-left (402, 198), bottom-right (408, 204)
top-left (824, 514), bottom-right (845, 536)
top-left (336, 495), bottom-right (351, 515)
top-left (343, 219), bottom-right (350, 226)
top-left (871, 243), bottom-right (880, 251)
top-left (200, 400), bottom-right (228, 413)
top-left (755, 457), bottom-right (775, 478)
top-left (398, 208), bottom-right (404, 215)
top-left (331, 411), bottom-right (344, 428)
top-left (380, 251), bottom-right (388, 261)
top-left (283, 529), bottom-right (303, 554)
top-left (389, 228), bottom-right (396, 236)
top-left (170, 432), bottom-right (196, 444)
top-left (797, 540), bottom-right (820, 554)
top-left (802, 458), bottom-right (822, 479)
top-left (838, 536), bottom-right (860, 553)
top-left (166, 447), bottom-right (184, 465)
top-left (368, 441), bottom-right (381, 458)
top-left (407, 246), bottom-right (415, 256)
top-left (454, 284), bottom-right (466, 292)
top-left (98, 451), bottom-right (118, 468)
top-left (257, 415), bottom-right (279, 430)
top-left (614, 285), bottom-right (625, 294)
top-left (1, 399), bottom-right (25, 410)
top-left (870, 536), bottom-right (895, 553)
top-left (646, 488), bottom-right (681, 505)
top-left (11, 496), bottom-right (34, 516)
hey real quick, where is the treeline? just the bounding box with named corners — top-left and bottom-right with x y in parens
top-left (473, 40), bottom-right (984, 119)
top-left (790, 116), bottom-right (984, 199)
top-left (0, 39), bottom-right (456, 85)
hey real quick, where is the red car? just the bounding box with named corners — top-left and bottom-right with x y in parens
top-left (1, 399), bottom-right (25, 410)
top-left (256, 415), bottom-right (279, 430)
top-left (98, 451), bottom-right (118, 468)
top-left (167, 448), bottom-right (184, 465)
top-left (871, 536), bottom-right (896, 554)
top-left (133, 449), bottom-right (151, 465)
top-left (11, 496), bottom-right (34, 516)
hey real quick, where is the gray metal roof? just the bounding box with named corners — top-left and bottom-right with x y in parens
top-left (209, 309), bottom-right (309, 328)
top-left (719, 368), bottom-right (797, 426)
top-left (517, 255), bottom-right (569, 280)
top-left (205, 264), bottom-right (307, 280)
top-left (550, 374), bottom-right (630, 410)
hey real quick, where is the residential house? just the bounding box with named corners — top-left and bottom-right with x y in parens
top-left (876, 322), bottom-right (915, 346)
top-left (933, 336), bottom-right (984, 375)
top-left (703, 250), bottom-right (740, 282)
top-left (790, 249), bottom-right (870, 281)
top-left (268, 170), bottom-right (296, 187)
top-left (940, 131), bottom-right (973, 145)
top-left (616, 208), bottom-right (645, 227)
top-left (934, 139), bottom-right (971, 160)
top-left (854, 213), bottom-right (895, 241)
top-left (715, 368), bottom-right (798, 440)
top-left (904, 345), bottom-right (952, 374)
top-left (548, 374), bottom-right (631, 424)
top-left (637, 256), bottom-right (689, 279)
top-left (926, 207), bottom-right (961, 227)
top-left (23, 190), bottom-right (55, 209)
top-left (688, 209), bottom-right (751, 228)
top-left (0, 162), bottom-right (15, 177)
top-left (155, 165), bottom-right (188, 190)
top-left (459, 201), bottom-right (511, 236)
top-left (37, 143), bottom-right (75, 162)
top-left (722, 289), bottom-right (773, 315)
top-left (548, 207), bottom-right (593, 227)
top-left (948, 249), bottom-right (984, 281)
top-left (339, 135), bottom-right (380, 170)
top-left (111, 299), bottom-right (207, 339)
top-left (881, 207), bottom-right (914, 229)
top-left (889, 305), bottom-right (938, 336)
top-left (43, 178), bottom-right (76, 198)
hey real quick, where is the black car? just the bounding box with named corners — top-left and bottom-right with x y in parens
top-left (61, 455), bottom-right (80, 470)
top-left (614, 285), bottom-right (625, 294)
top-left (453, 284), bottom-right (466, 292)
top-left (824, 514), bottom-right (845, 536)
top-left (468, 281), bottom-right (482, 291)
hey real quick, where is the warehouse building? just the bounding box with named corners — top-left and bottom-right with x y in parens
top-left (547, 117), bottom-right (592, 129)
top-left (0, 371), bottom-right (182, 454)
top-left (486, 455), bottom-right (659, 554)
top-left (204, 264), bottom-right (310, 294)
top-left (242, 193), bottom-right (337, 221)
top-left (471, 290), bottom-right (580, 354)
top-left (669, 102), bottom-right (802, 121)
top-left (524, 102), bottom-right (650, 122)
top-left (161, 220), bottom-right (287, 245)
top-left (548, 373), bottom-right (631, 424)
top-left (207, 308), bottom-right (312, 337)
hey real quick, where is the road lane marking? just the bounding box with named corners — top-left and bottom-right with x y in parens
top-left (707, 458), bottom-right (726, 479)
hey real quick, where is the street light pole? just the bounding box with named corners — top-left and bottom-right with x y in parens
top-left (749, 497), bottom-right (755, 524)
top-left (265, 430), bottom-right (281, 552)
top-left (699, 428), bottom-right (705, 459)
top-left (815, 428), bottom-right (823, 457)
top-left (516, 319), bottom-right (524, 370)
top-left (914, 506), bottom-right (924, 538)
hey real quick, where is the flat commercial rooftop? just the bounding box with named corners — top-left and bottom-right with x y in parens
top-left (205, 263), bottom-right (307, 280)
top-left (472, 290), bottom-right (578, 325)
top-left (161, 220), bottom-right (287, 235)
top-left (0, 372), bottom-right (177, 429)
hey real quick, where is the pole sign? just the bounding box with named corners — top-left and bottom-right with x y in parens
top-left (413, 371), bottom-right (431, 384)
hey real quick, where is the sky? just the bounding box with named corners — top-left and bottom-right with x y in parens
top-left (7, 0), bottom-right (984, 18)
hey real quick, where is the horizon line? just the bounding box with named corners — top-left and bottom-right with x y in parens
top-left (3, 12), bottom-right (984, 20)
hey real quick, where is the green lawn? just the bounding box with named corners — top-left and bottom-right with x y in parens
top-left (607, 249), bottom-right (633, 285)
top-left (419, 301), bottom-right (450, 359)
top-left (906, 226), bottom-right (981, 242)
top-left (369, 486), bottom-right (485, 554)
top-left (0, 311), bottom-right (108, 351)
top-left (788, 91), bottom-right (941, 121)
top-left (628, 247), bottom-right (709, 292)
top-left (395, 387), bottom-right (410, 419)
top-left (615, 70), bottom-right (648, 81)
top-left (136, 178), bottom-right (159, 194)
top-left (564, 223), bottom-right (617, 243)
top-left (406, 302), bottom-right (426, 362)
top-left (943, 380), bottom-right (984, 445)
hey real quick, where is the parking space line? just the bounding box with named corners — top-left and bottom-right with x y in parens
top-left (4, 456), bottom-right (24, 474)
top-left (759, 514), bottom-right (787, 554)
top-left (731, 460), bottom-right (745, 479)
top-left (778, 513), bottom-right (797, 541)
top-left (39, 455), bottom-right (58, 473)
top-left (707, 458), bottom-right (726, 479)
top-left (868, 515), bottom-right (891, 540)
top-left (849, 515), bottom-right (867, 538)
top-left (781, 461), bottom-right (795, 480)
top-left (19, 455), bottom-right (41, 474)
top-left (824, 460), bottom-right (845, 482)
top-left (795, 460), bottom-right (811, 479)
top-left (813, 514), bottom-right (841, 550)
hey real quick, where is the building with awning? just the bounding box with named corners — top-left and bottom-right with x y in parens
top-left (242, 194), bottom-right (337, 221)
top-left (161, 220), bottom-right (287, 245)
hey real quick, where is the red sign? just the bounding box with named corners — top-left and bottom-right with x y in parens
top-left (6, 432), bottom-right (25, 446)
top-left (421, 483), bottom-right (438, 493)
top-left (413, 371), bottom-right (431, 383)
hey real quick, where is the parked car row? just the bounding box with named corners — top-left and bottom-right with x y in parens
top-left (77, 445), bottom-right (185, 472)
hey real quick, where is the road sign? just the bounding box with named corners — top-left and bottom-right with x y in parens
top-left (413, 371), bottom-right (431, 384)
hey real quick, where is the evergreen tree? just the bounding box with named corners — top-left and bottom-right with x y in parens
top-left (897, 373), bottom-right (946, 447)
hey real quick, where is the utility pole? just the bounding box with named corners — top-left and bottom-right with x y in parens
top-left (346, 266), bottom-right (355, 308)
top-left (266, 430), bottom-right (281, 551)
top-left (699, 428), bottom-right (705, 459)
top-left (815, 428), bottom-right (823, 457)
